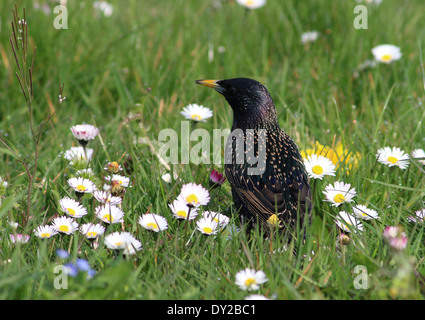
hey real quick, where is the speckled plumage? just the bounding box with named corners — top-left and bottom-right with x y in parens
top-left (196, 78), bottom-right (312, 236)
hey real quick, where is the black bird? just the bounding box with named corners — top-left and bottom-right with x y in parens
top-left (196, 78), bottom-right (312, 237)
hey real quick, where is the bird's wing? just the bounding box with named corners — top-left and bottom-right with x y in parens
top-left (225, 134), bottom-right (311, 229)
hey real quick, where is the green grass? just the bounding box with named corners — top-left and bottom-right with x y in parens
top-left (0, 0), bottom-right (425, 300)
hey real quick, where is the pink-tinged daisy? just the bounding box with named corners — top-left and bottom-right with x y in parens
top-left (180, 104), bottom-right (213, 122)
top-left (169, 197), bottom-right (199, 220)
top-left (59, 197), bottom-right (88, 218)
top-left (52, 217), bottom-right (79, 235)
top-left (70, 124), bottom-right (100, 145)
top-left (104, 161), bottom-right (122, 173)
top-left (411, 149), bottom-right (425, 165)
top-left (179, 183), bottom-right (210, 207)
top-left (93, 190), bottom-right (122, 205)
top-left (209, 169), bottom-right (226, 188)
top-left (34, 225), bottom-right (58, 239)
top-left (383, 226), bottom-right (407, 250)
top-left (202, 211), bottom-right (230, 228)
top-left (80, 223), bottom-right (105, 239)
top-left (352, 204), bottom-right (379, 220)
top-left (407, 209), bottom-right (425, 223)
top-left (376, 147), bottom-right (410, 169)
top-left (138, 213), bottom-right (168, 232)
top-left (67, 177), bottom-right (97, 195)
top-left (335, 211), bottom-right (363, 233)
top-left (9, 234), bottom-right (30, 244)
top-left (323, 181), bottom-right (356, 206)
top-left (236, 0), bottom-right (266, 10)
top-left (235, 268), bottom-right (268, 291)
top-left (303, 154), bottom-right (336, 180)
top-left (95, 204), bottom-right (125, 224)
top-left (196, 218), bottom-right (219, 235)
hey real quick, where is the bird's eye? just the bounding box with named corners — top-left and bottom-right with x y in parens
top-left (228, 86), bottom-right (237, 94)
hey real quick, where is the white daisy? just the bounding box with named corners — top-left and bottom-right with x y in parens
top-left (235, 268), bottom-right (268, 291)
top-left (105, 174), bottom-right (130, 188)
top-left (59, 197), bottom-right (88, 218)
top-left (236, 0), bottom-right (266, 10)
top-left (411, 148), bottom-right (425, 165)
top-left (93, 190), bottom-right (122, 205)
top-left (303, 154), bottom-right (336, 180)
top-left (323, 181), bottom-right (356, 206)
top-left (202, 211), bottom-right (230, 228)
top-left (196, 218), bottom-right (219, 235)
top-left (52, 216), bottom-right (79, 235)
top-left (63, 146), bottom-right (94, 164)
top-left (34, 225), bottom-right (58, 239)
top-left (138, 213), bottom-right (168, 232)
top-left (104, 231), bottom-right (134, 250)
top-left (80, 223), bottom-right (105, 239)
top-left (123, 238), bottom-right (142, 256)
top-left (180, 104), bottom-right (213, 122)
top-left (70, 124), bottom-right (100, 144)
top-left (93, 1), bottom-right (113, 17)
top-left (376, 147), bottom-right (410, 169)
top-left (245, 294), bottom-right (270, 300)
top-left (169, 197), bottom-right (199, 220)
top-left (335, 211), bottom-right (363, 233)
top-left (95, 204), bottom-right (125, 224)
top-left (179, 183), bottom-right (210, 207)
top-left (352, 204), bottom-right (379, 220)
top-left (67, 177), bottom-right (97, 194)
top-left (162, 173), bottom-right (172, 183)
top-left (371, 44), bottom-right (402, 64)
top-left (301, 31), bottom-right (319, 44)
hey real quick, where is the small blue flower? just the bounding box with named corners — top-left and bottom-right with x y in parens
top-left (76, 258), bottom-right (91, 272)
top-left (56, 249), bottom-right (70, 259)
top-left (64, 263), bottom-right (78, 277)
top-left (87, 269), bottom-right (96, 279)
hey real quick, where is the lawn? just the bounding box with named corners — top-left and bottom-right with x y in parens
top-left (0, 0), bottom-right (425, 300)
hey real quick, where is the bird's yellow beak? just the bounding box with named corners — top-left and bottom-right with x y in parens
top-left (195, 79), bottom-right (221, 89)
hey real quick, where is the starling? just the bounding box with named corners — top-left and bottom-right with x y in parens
top-left (196, 78), bottom-right (312, 236)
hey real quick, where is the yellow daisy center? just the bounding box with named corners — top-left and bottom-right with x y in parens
top-left (115, 241), bottom-right (123, 246)
top-left (246, 0), bottom-right (254, 6)
top-left (147, 222), bottom-right (158, 230)
top-left (186, 194), bottom-right (199, 204)
top-left (387, 156), bottom-right (398, 164)
top-left (191, 114), bottom-right (202, 121)
top-left (59, 225), bottom-right (69, 233)
top-left (103, 214), bottom-right (113, 222)
top-left (312, 165), bottom-right (324, 175)
top-left (245, 278), bottom-right (256, 286)
top-left (40, 233), bottom-right (50, 238)
top-left (334, 194), bottom-right (345, 203)
top-left (203, 227), bottom-right (213, 234)
top-left (76, 184), bottom-right (86, 192)
top-left (67, 208), bottom-right (76, 216)
top-left (87, 231), bottom-right (98, 237)
top-left (176, 210), bottom-right (187, 218)
top-left (381, 54), bottom-right (392, 62)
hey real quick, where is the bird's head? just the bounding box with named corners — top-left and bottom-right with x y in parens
top-left (196, 78), bottom-right (277, 128)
